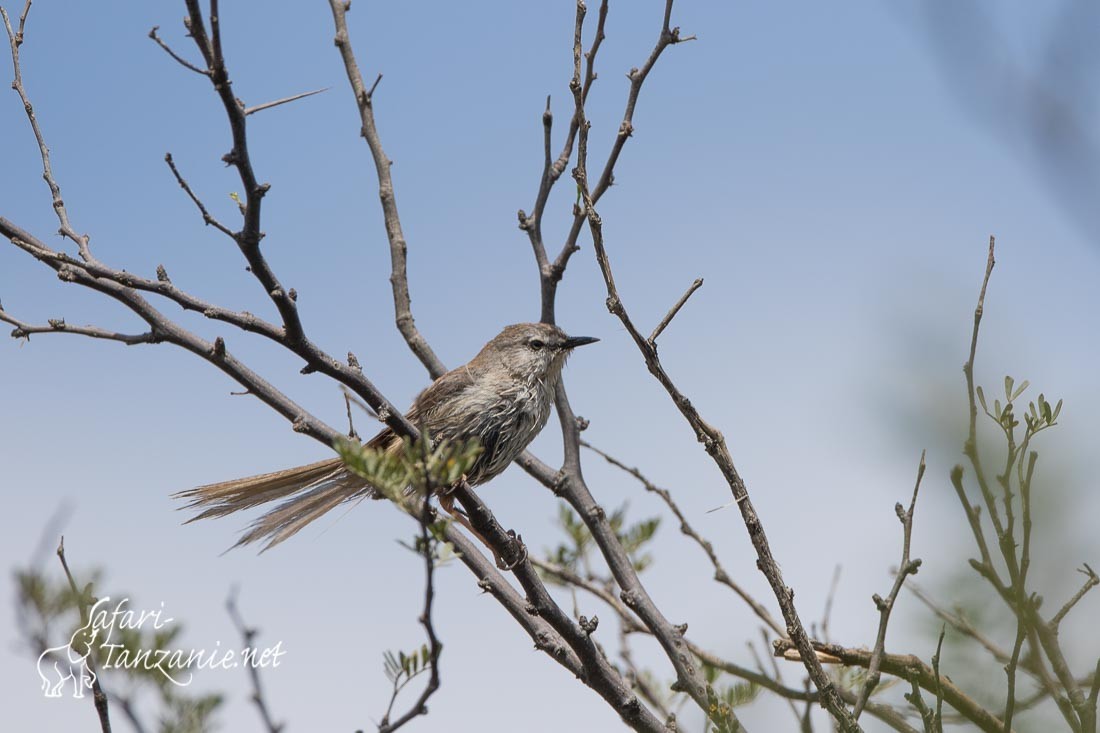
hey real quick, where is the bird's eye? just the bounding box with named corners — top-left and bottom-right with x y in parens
top-left (529, 339), bottom-right (546, 350)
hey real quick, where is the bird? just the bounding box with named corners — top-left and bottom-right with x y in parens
top-left (175, 322), bottom-right (598, 551)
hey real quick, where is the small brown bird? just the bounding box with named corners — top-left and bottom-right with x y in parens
top-left (176, 323), bottom-right (598, 551)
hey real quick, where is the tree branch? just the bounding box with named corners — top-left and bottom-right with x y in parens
top-left (226, 589), bottom-right (283, 733)
top-left (326, 0), bottom-right (445, 378)
top-left (773, 639), bottom-right (1005, 733)
top-left (648, 277), bottom-right (702, 346)
top-left (56, 537), bottom-right (113, 733)
top-left (148, 25), bottom-right (209, 75)
top-left (452, 485), bottom-right (665, 732)
top-left (0, 305), bottom-right (157, 345)
top-left (244, 86), bottom-right (328, 116)
top-left (569, 1), bottom-right (855, 727)
top-left (853, 451), bottom-right (927, 719)
top-left (377, 491), bottom-right (442, 732)
top-left (580, 440), bottom-right (784, 637)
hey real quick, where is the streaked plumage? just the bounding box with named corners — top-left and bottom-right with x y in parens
top-left (176, 323), bottom-right (597, 550)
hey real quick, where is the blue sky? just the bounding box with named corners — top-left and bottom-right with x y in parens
top-left (3, 2), bottom-right (1099, 731)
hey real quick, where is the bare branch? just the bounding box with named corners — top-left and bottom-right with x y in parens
top-left (1051, 563), bottom-right (1099, 628)
top-left (905, 580), bottom-right (1010, 664)
top-left (648, 277), bottom-right (703, 345)
top-left (522, 0), bottom-right (609, 322)
top-left (163, 153), bottom-right (235, 236)
top-left (581, 439), bottom-right (784, 637)
top-left (570, 4), bottom-right (855, 727)
top-left (148, 25), bottom-right (209, 75)
top-left (2, 2), bottom-right (87, 256)
top-left (244, 86), bottom-right (329, 116)
top-left (533, 558), bottom-right (645, 634)
top-left (549, 0), bottom-right (693, 296)
top-left (821, 565), bottom-right (841, 643)
top-left (452, 485), bottom-right (664, 732)
top-left (774, 638), bottom-right (1004, 733)
top-left (0, 305), bottom-right (157, 345)
top-left (327, 0), bottom-right (445, 378)
top-left (442, 524), bottom-right (585, 677)
top-left (853, 450), bottom-right (927, 719)
top-left (226, 589), bottom-right (283, 733)
top-left (377, 495), bottom-right (442, 733)
top-left (56, 537), bottom-right (113, 733)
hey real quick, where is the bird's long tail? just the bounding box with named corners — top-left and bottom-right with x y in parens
top-left (174, 458), bottom-right (378, 551)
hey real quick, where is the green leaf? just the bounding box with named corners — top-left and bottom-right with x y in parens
top-left (1004, 375), bottom-right (1014, 401)
top-left (976, 385), bottom-right (987, 412)
top-left (1012, 379), bottom-right (1029, 401)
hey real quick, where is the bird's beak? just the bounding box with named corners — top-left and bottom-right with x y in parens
top-left (563, 335), bottom-right (599, 349)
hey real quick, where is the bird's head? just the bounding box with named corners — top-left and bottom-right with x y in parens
top-left (475, 322), bottom-right (599, 385)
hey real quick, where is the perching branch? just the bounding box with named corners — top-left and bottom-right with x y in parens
top-left (324, 4), bottom-right (665, 730)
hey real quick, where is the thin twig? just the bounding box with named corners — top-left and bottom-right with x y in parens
top-left (225, 589), bottom-right (283, 733)
top-left (581, 439), bottom-right (784, 636)
top-left (1051, 563), bottom-right (1099, 628)
top-left (148, 25), bottom-right (209, 75)
top-left (2, 1), bottom-right (87, 256)
top-left (648, 277), bottom-right (703, 345)
top-left (821, 565), bottom-right (842, 643)
top-left (327, 0), bottom-right (445, 377)
top-left (164, 153), bottom-right (235, 236)
top-left (56, 537), bottom-right (113, 733)
top-left (751, 628), bottom-right (802, 726)
top-left (522, 0), bottom-right (609, 323)
top-left (377, 475), bottom-right (442, 732)
top-left (0, 306), bottom-right (156, 345)
top-left (904, 580), bottom-right (1010, 664)
top-left (244, 87), bottom-right (329, 116)
top-left (853, 451), bottom-right (927, 719)
top-left (931, 627), bottom-right (946, 733)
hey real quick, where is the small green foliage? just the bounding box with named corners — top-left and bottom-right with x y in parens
top-left (610, 506), bottom-right (660, 572)
top-left (382, 643), bottom-right (436, 689)
top-left (159, 692), bottom-right (223, 733)
top-left (397, 517), bottom-right (461, 567)
top-left (335, 434), bottom-right (483, 505)
top-left (544, 503), bottom-right (660, 578)
top-left (978, 375), bottom-right (1061, 438)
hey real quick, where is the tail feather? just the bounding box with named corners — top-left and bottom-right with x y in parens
top-left (175, 458), bottom-right (377, 551)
